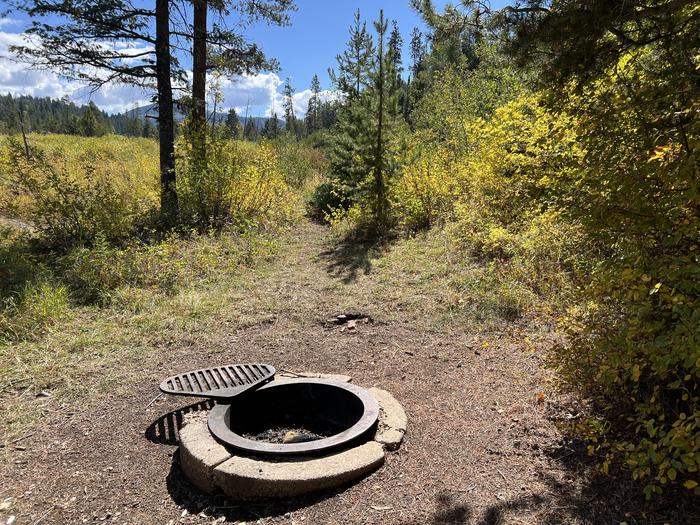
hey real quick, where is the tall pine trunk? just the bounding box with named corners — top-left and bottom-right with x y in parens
top-left (192, 0), bottom-right (207, 163)
top-left (155, 0), bottom-right (178, 224)
top-left (374, 9), bottom-right (387, 232)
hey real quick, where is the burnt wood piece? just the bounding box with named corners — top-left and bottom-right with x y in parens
top-left (159, 364), bottom-right (275, 401)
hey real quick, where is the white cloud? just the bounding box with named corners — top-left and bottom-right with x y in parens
top-left (0, 18), bottom-right (21, 30)
top-left (0, 31), bottom-right (152, 113)
top-left (215, 72), bottom-right (282, 116)
top-left (268, 86), bottom-right (338, 119)
top-left (0, 32), bottom-right (72, 99)
top-left (0, 30), bottom-right (335, 118)
top-left (215, 73), bottom-right (338, 119)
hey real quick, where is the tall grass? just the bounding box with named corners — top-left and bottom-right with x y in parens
top-left (0, 133), bottom-right (320, 345)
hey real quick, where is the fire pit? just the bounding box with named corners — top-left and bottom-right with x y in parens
top-left (208, 379), bottom-right (380, 455)
top-left (158, 366), bottom-right (407, 500)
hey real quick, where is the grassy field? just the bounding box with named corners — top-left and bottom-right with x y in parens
top-left (0, 134), bottom-right (313, 435)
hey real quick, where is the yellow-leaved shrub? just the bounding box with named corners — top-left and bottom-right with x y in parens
top-left (390, 132), bottom-right (461, 232)
top-left (0, 135), bottom-right (159, 245)
top-left (177, 132), bottom-right (300, 230)
top-left (548, 49), bottom-right (700, 496)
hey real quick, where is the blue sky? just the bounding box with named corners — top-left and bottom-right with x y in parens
top-left (249, 0), bottom-right (449, 90)
top-left (0, 1), bottom-right (509, 116)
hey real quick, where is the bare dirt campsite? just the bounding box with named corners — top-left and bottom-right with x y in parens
top-left (1, 1), bottom-right (699, 524)
top-left (1, 223), bottom-right (696, 524)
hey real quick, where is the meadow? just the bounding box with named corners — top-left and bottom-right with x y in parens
top-left (0, 134), bottom-right (323, 429)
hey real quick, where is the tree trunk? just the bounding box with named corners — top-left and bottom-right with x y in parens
top-left (375, 10), bottom-right (386, 232)
top-left (192, 0), bottom-right (207, 163)
top-left (155, 0), bottom-right (178, 224)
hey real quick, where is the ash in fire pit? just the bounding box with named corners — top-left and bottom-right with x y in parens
top-left (241, 409), bottom-right (346, 443)
top-left (244, 427), bottom-right (331, 444)
top-left (178, 378), bottom-right (407, 500)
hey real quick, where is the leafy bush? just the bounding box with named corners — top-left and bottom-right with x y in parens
top-left (306, 181), bottom-right (350, 222)
top-left (414, 63), bottom-right (700, 494)
top-left (547, 48), bottom-right (700, 496)
top-left (0, 132), bottom-right (293, 344)
top-left (273, 139), bottom-right (329, 189)
top-left (0, 135), bottom-right (158, 246)
top-left (177, 130), bottom-right (300, 230)
top-left (390, 134), bottom-right (460, 232)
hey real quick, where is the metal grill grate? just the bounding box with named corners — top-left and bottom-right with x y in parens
top-left (159, 364), bottom-right (275, 401)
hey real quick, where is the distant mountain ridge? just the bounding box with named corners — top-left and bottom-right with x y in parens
top-left (119, 103), bottom-right (278, 129)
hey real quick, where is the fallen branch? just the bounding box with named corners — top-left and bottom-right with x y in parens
top-left (144, 392), bottom-right (164, 409)
top-left (11, 432), bottom-right (35, 444)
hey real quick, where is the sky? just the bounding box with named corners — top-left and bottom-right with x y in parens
top-left (0, 0), bottom-right (507, 117)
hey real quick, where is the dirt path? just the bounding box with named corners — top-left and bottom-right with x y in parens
top-left (0, 222), bottom-right (694, 524)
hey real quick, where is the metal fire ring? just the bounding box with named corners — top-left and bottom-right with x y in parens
top-left (207, 378), bottom-right (380, 456)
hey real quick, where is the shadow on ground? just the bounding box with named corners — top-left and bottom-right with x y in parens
top-left (401, 439), bottom-right (700, 525)
top-left (147, 398), bottom-right (382, 521)
top-left (319, 230), bottom-right (391, 284)
top-left (164, 449), bottom-right (382, 522)
top-left (535, 437), bottom-right (700, 524)
top-left (145, 399), bottom-right (215, 446)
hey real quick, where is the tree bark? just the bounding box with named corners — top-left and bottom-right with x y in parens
top-left (375, 10), bottom-right (386, 232)
top-left (155, 0), bottom-right (177, 224)
top-left (192, 0), bottom-right (207, 163)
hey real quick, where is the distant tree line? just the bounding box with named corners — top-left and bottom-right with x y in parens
top-left (0, 93), bottom-right (157, 138)
top-left (0, 90), bottom-right (336, 142)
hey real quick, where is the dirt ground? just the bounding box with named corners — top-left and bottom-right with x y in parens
top-left (1, 222), bottom-right (697, 524)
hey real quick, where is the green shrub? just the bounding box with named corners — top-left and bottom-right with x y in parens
top-left (307, 181), bottom-right (350, 222)
top-left (0, 279), bottom-right (70, 342)
top-left (0, 137), bottom-right (157, 246)
top-left (548, 47), bottom-right (700, 495)
top-left (274, 140), bottom-right (329, 188)
top-left (176, 130), bottom-right (300, 230)
top-left (390, 136), bottom-right (459, 232)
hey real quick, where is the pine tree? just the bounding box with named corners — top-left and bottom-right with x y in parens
top-left (327, 10), bottom-right (375, 206)
top-left (368, 9), bottom-right (400, 231)
top-left (388, 20), bottom-right (409, 121)
top-left (329, 9), bottom-right (374, 101)
top-left (142, 118), bottom-right (155, 138)
top-left (225, 108), bottom-right (241, 139)
top-left (78, 102), bottom-right (112, 136)
top-left (282, 77), bottom-right (296, 136)
top-left (410, 27), bottom-right (427, 78)
top-left (262, 112), bottom-right (280, 139)
top-left (388, 21), bottom-right (404, 81)
top-left (124, 108), bottom-right (143, 137)
top-left (319, 100), bottom-right (337, 129)
top-left (305, 74), bottom-right (322, 134)
top-left (327, 9), bottom-right (401, 233)
top-left (243, 117), bottom-right (258, 141)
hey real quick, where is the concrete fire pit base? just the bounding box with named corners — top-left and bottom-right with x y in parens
top-left (178, 374), bottom-right (407, 500)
